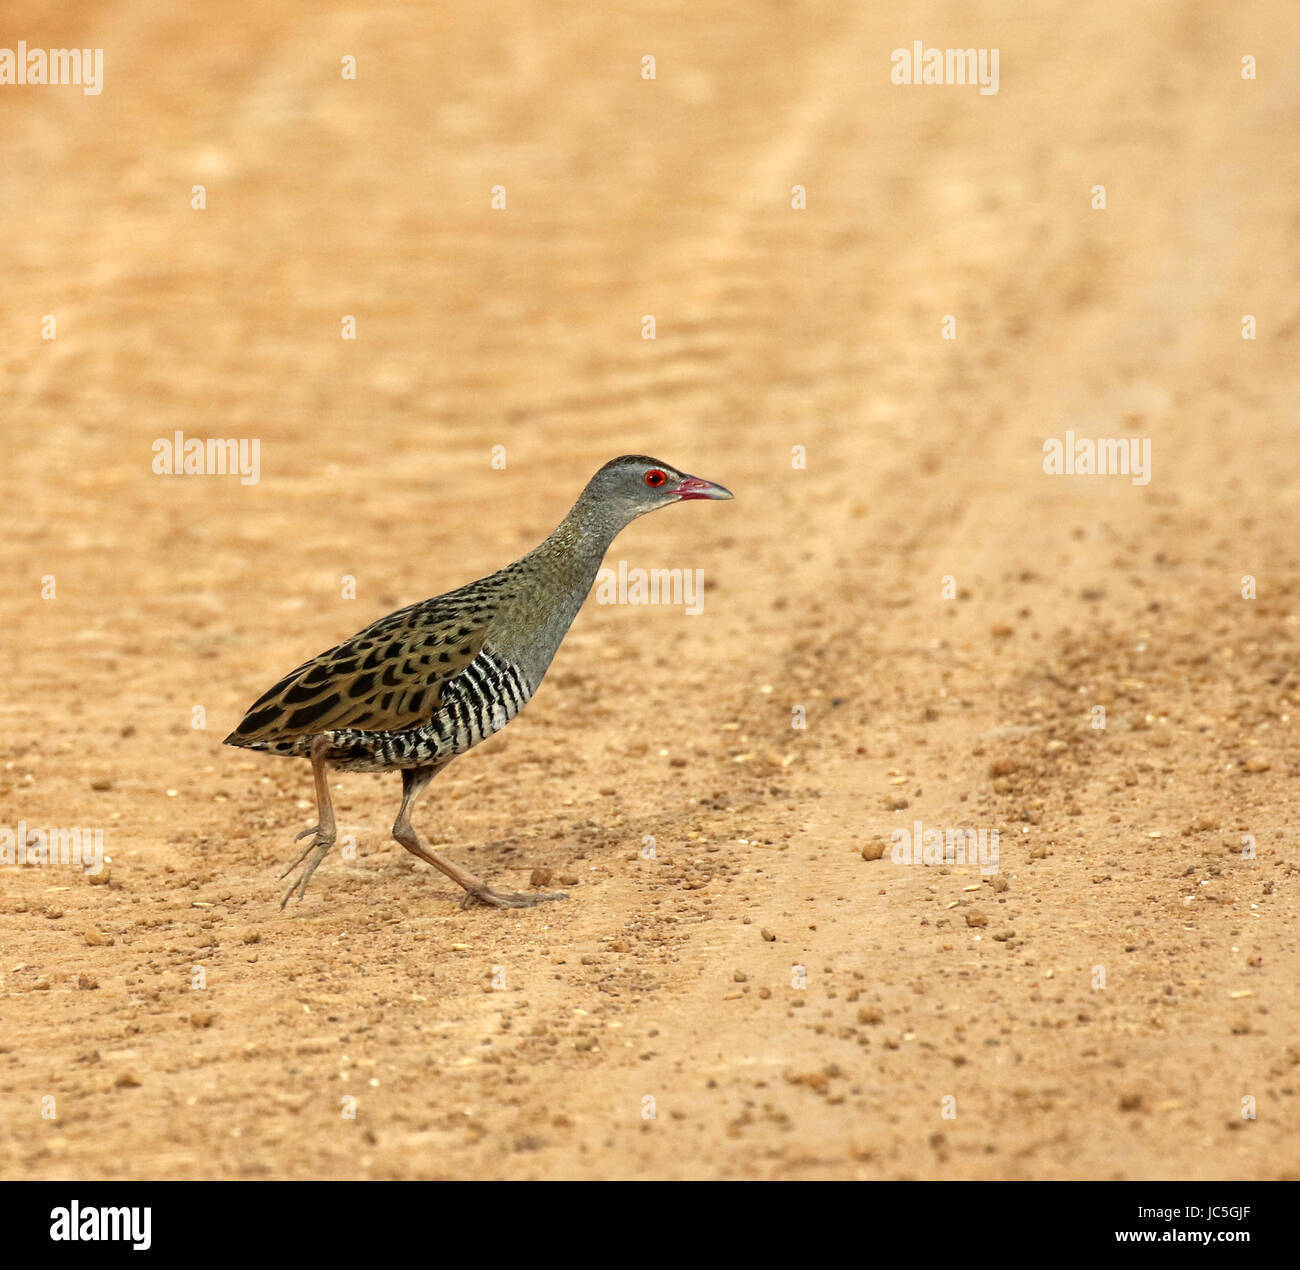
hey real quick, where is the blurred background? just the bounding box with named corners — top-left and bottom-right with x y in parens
top-left (1, 0), bottom-right (1298, 1180)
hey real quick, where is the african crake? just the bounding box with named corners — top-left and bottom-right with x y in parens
top-left (225, 456), bottom-right (733, 910)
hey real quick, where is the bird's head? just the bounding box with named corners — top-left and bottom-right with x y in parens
top-left (586, 454), bottom-right (734, 521)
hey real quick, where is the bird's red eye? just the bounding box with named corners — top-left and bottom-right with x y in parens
top-left (644, 469), bottom-right (667, 487)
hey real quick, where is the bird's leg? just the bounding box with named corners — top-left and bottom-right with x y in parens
top-left (392, 766), bottom-right (567, 911)
top-left (279, 735), bottom-right (338, 908)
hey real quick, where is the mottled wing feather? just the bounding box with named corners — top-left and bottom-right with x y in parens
top-left (227, 593), bottom-right (496, 744)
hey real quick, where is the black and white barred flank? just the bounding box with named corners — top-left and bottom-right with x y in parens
top-left (241, 650), bottom-right (534, 772)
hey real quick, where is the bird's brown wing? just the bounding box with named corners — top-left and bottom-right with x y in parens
top-left (225, 592), bottom-right (497, 745)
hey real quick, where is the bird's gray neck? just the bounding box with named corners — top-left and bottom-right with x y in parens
top-left (547, 486), bottom-right (631, 565)
top-left (503, 489), bottom-right (634, 685)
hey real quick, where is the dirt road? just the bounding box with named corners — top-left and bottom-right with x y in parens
top-left (2, 1), bottom-right (1298, 1179)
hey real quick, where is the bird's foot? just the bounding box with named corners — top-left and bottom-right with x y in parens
top-left (278, 826), bottom-right (337, 909)
top-left (459, 885), bottom-right (569, 911)
top-left (278, 825), bottom-right (329, 878)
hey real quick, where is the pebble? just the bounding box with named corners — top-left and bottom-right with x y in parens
top-left (785, 1071), bottom-right (829, 1093)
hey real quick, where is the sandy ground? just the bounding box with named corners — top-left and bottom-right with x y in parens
top-left (2, 0), bottom-right (1298, 1180)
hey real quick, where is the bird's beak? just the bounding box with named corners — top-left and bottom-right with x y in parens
top-left (671, 474), bottom-right (734, 501)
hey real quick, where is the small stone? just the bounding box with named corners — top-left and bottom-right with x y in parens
top-left (84, 929), bottom-right (114, 947)
top-left (1242, 757), bottom-right (1270, 773)
top-left (733, 970), bottom-right (748, 983)
top-left (760, 928), bottom-right (777, 942)
top-left (965, 909), bottom-right (989, 928)
top-left (785, 1071), bottom-right (829, 1093)
top-left (861, 841), bottom-right (886, 861)
top-left (857, 1007), bottom-right (883, 1025)
top-left (190, 1010), bottom-right (215, 1028)
top-left (115, 1073), bottom-right (141, 1089)
top-left (90, 777), bottom-right (113, 791)
top-left (885, 794), bottom-right (910, 811)
top-left (530, 867), bottom-right (553, 887)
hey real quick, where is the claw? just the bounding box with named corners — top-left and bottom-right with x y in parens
top-left (278, 826), bottom-right (337, 908)
top-left (279, 836), bottom-right (319, 879)
top-left (459, 887), bottom-right (569, 910)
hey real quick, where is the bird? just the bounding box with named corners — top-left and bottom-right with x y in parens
top-left (224, 455), bottom-right (733, 911)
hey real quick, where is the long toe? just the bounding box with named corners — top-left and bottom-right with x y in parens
top-left (460, 887), bottom-right (569, 910)
top-left (279, 837), bottom-right (319, 879)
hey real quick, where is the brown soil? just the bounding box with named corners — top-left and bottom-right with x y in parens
top-left (2, 1), bottom-right (1298, 1180)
